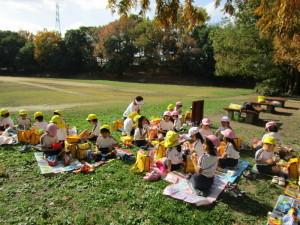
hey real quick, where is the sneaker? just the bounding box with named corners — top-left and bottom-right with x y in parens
top-left (278, 177), bottom-right (286, 186)
top-left (271, 176), bottom-right (279, 184)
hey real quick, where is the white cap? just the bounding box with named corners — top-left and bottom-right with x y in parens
top-left (188, 127), bottom-right (199, 137)
top-left (221, 116), bottom-right (230, 122)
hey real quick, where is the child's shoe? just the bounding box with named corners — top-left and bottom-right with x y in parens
top-left (271, 176), bottom-right (279, 184)
top-left (278, 177), bottom-right (286, 186)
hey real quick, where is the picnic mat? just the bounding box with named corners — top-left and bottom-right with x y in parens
top-left (217, 160), bottom-right (249, 183)
top-left (34, 152), bottom-right (82, 175)
top-left (163, 172), bottom-right (228, 206)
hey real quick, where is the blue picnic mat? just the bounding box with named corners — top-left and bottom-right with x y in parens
top-left (217, 160), bottom-right (250, 183)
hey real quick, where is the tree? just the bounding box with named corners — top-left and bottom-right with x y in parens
top-left (15, 42), bottom-right (37, 72)
top-left (0, 31), bottom-right (26, 70)
top-left (33, 31), bottom-right (65, 71)
top-left (64, 28), bottom-right (98, 72)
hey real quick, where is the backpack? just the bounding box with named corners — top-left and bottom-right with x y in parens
top-left (154, 141), bottom-right (166, 159)
top-left (184, 155), bottom-right (195, 173)
top-left (287, 158), bottom-right (299, 180)
top-left (241, 102), bottom-right (256, 111)
top-left (77, 143), bottom-right (91, 160)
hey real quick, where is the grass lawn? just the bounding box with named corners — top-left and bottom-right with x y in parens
top-left (0, 76), bottom-right (299, 225)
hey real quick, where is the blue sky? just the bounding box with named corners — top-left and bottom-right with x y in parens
top-left (0, 0), bottom-right (225, 34)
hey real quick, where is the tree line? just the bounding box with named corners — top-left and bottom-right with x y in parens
top-left (0, 0), bottom-right (299, 95)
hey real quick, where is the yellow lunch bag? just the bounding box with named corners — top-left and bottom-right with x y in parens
top-left (132, 150), bottom-right (152, 172)
top-left (155, 141), bottom-right (166, 160)
top-left (184, 155), bottom-right (195, 173)
top-left (17, 130), bottom-right (32, 143)
top-left (65, 141), bottom-right (79, 159)
top-left (77, 143), bottom-right (90, 160)
top-left (29, 130), bottom-right (42, 145)
top-left (287, 158), bottom-right (299, 180)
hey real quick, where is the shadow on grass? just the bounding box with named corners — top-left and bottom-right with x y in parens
top-left (221, 193), bottom-right (273, 216)
top-left (272, 111), bottom-right (293, 116)
top-left (283, 106), bottom-right (299, 110)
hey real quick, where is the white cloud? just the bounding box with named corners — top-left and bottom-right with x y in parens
top-left (0, 17), bottom-right (44, 33)
top-left (204, 1), bottom-right (225, 24)
top-left (69, 0), bottom-right (108, 10)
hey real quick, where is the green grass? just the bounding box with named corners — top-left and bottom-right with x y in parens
top-left (0, 76), bottom-right (299, 225)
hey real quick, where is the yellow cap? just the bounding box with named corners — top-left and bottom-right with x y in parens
top-left (164, 131), bottom-right (179, 148)
top-left (133, 115), bottom-right (142, 123)
top-left (100, 124), bottom-right (111, 132)
top-left (263, 136), bottom-right (276, 145)
top-left (86, 114), bottom-right (97, 121)
top-left (34, 111), bottom-right (43, 119)
top-left (50, 115), bottom-right (60, 124)
top-left (19, 109), bottom-right (27, 116)
top-left (128, 112), bottom-right (139, 120)
top-left (54, 110), bottom-right (63, 116)
top-left (0, 108), bottom-right (9, 116)
top-left (167, 104), bottom-right (174, 111)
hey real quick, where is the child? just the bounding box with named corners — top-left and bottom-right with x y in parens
top-left (199, 118), bottom-right (213, 137)
top-left (123, 96), bottom-right (144, 119)
top-left (123, 112), bottom-right (138, 136)
top-left (188, 127), bottom-right (204, 157)
top-left (32, 111), bottom-right (48, 131)
top-left (86, 114), bottom-right (101, 142)
top-left (159, 111), bottom-right (174, 134)
top-left (95, 125), bottom-right (117, 161)
top-left (218, 129), bottom-right (240, 169)
top-left (215, 116), bottom-right (232, 140)
top-left (255, 136), bottom-right (286, 186)
top-left (175, 101), bottom-right (183, 115)
top-left (172, 111), bottom-right (182, 132)
top-left (50, 114), bottom-right (67, 142)
top-left (16, 109), bottom-right (31, 130)
top-left (164, 131), bottom-right (183, 172)
top-left (189, 135), bottom-right (219, 196)
top-left (40, 123), bottom-right (59, 151)
top-left (133, 116), bottom-right (150, 147)
top-left (0, 108), bottom-right (14, 131)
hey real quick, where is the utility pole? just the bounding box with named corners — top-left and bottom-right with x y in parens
top-left (55, 2), bottom-right (61, 34)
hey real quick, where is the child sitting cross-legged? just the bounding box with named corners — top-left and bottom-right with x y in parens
top-left (189, 135), bottom-right (219, 196)
top-left (16, 109), bottom-right (31, 130)
top-left (32, 111), bottom-right (48, 131)
top-left (187, 127), bottom-right (204, 157)
top-left (94, 125), bottom-right (117, 161)
top-left (122, 112), bottom-right (138, 136)
top-left (86, 114), bottom-right (101, 143)
top-left (164, 131), bottom-right (184, 172)
top-left (255, 136), bottom-right (287, 186)
top-left (218, 129), bottom-right (240, 169)
top-left (171, 111), bottom-right (182, 132)
top-left (215, 116), bottom-right (232, 140)
top-left (133, 115), bottom-right (150, 147)
top-left (0, 108), bottom-right (14, 132)
top-left (40, 123), bottom-right (61, 154)
top-left (159, 111), bottom-right (174, 135)
top-left (199, 118), bottom-right (213, 137)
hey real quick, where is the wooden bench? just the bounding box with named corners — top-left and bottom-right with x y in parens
top-left (264, 96), bottom-right (287, 108)
top-left (250, 101), bottom-right (277, 113)
top-left (223, 107), bottom-right (260, 124)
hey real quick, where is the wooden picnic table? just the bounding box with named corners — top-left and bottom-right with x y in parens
top-left (264, 96), bottom-right (287, 108)
top-left (250, 101), bottom-right (277, 113)
top-left (223, 107), bottom-right (261, 124)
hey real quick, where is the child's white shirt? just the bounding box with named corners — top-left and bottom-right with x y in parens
top-left (33, 121), bottom-right (48, 131)
top-left (160, 120), bottom-right (173, 131)
top-left (173, 119), bottom-right (182, 131)
top-left (255, 148), bottom-right (274, 165)
top-left (123, 102), bottom-right (141, 118)
top-left (193, 140), bottom-right (204, 156)
top-left (17, 117), bottom-right (31, 129)
top-left (198, 153), bottom-right (218, 178)
top-left (0, 117), bottom-right (14, 128)
top-left (40, 133), bottom-right (58, 148)
top-left (91, 122), bottom-right (101, 136)
top-left (123, 118), bottom-right (133, 135)
top-left (167, 147), bottom-right (183, 165)
top-left (57, 128), bottom-right (67, 141)
top-left (134, 127), bottom-right (147, 140)
top-left (226, 143), bottom-right (240, 159)
top-left (96, 136), bottom-right (117, 149)
top-left (199, 128), bottom-right (213, 137)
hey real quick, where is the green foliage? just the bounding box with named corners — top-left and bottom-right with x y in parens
top-left (15, 42), bottom-right (37, 72)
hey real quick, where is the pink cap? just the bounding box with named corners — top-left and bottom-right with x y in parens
top-left (221, 129), bottom-right (236, 139)
top-left (171, 111), bottom-right (179, 116)
top-left (176, 101), bottom-right (183, 106)
top-left (265, 121), bottom-right (277, 129)
top-left (46, 123), bottom-right (58, 137)
top-left (206, 135), bottom-right (220, 148)
top-left (202, 118), bottom-right (211, 125)
top-left (163, 111), bottom-right (171, 117)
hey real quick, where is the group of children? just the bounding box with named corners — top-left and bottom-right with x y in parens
top-left (0, 95), bottom-right (292, 195)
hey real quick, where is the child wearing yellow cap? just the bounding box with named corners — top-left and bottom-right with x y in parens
top-left (255, 136), bottom-right (286, 186)
top-left (164, 131), bottom-right (183, 172)
top-left (16, 109), bottom-right (31, 130)
top-left (32, 112), bottom-right (48, 131)
top-left (0, 108), bottom-right (14, 131)
top-left (94, 125), bottom-right (117, 161)
top-left (86, 114), bottom-right (101, 143)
